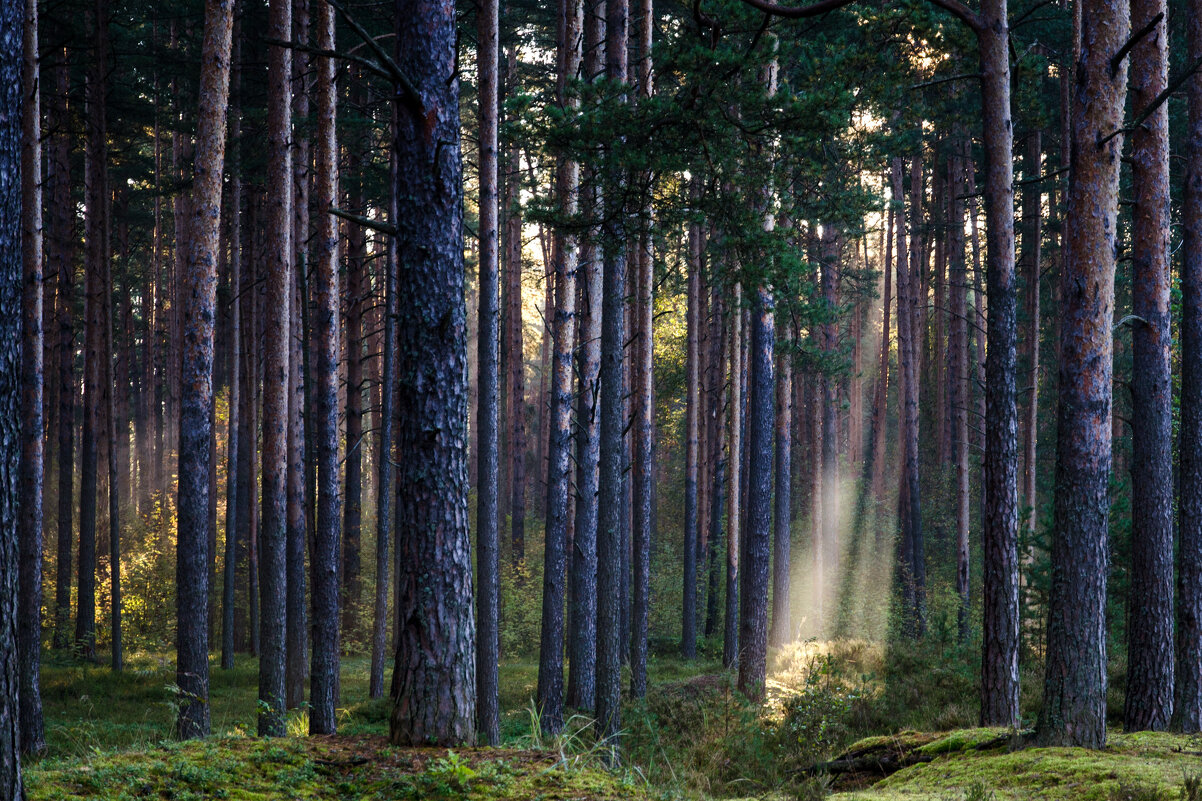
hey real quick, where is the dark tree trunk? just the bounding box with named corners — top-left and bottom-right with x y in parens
top-left (682, 215), bottom-right (701, 659)
top-left (595, 0), bottom-right (627, 751)
top-left (105, 182), bottom-right (122, 673)
top-left (869, 203), bottom-right (892, 506)
top-left (342, 178), bottom-right (365, 642)
top-left (285, 0), bottom-right (310, 711)
top-left (371, 115), bottom-right (398, 701)
top-left (309, 0), bottom-right (341, 736)
top-left (566, 0), bottom-right (603, 716)
top-left (19, 0), bottom-right (44, 753)
top-left (977, 0), bottom-right (1020, 729)
top-left (704, 288), bottom-right (725, 640)
top-left (504, 144), bottom-right (527, 563)
top-left (771, 324), bottom-right (791, 647)
top-left (221, 27), bottom-right (242, 670)
top-left (1, 3), bottom-right (27, 788)
top-left (1019, 131), bottom-right (1042, 577)
top-left (1037, 0), bottom-right (1128, 749)
top-left (738, 284), bottom-right (775, 702)
top-left (536, 0), bottom-right (581, 736)
top-left (949, 140), bottom-right (970, 647)
top-left (1124, 0), bottom-right (1174, 732)
top-left (389, 0), bottom-right (476, 746)
top-left (259, 0), bottom-right (293, 738)
top-left (1177, 0), bottom-right (1202, 735)
top-left (723, 290), bottom-right (742, 670)
top-left (76, 0), bottom-right (108, 662)
top-left (476, 0), bottom-right (501, 741)
top-left (48, 40), bottom-right (74, 654)
top-left (176, 0), bottom-right (234, 739)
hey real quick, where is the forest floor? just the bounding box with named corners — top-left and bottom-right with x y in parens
top-left (22, 645), bottom-right (1202, 800)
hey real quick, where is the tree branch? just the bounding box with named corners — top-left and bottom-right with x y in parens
top-left (261, 36), bottom-right (392, 83)
top-left (734, 0), bottom-right (857, 18)
top-left (323, 0), bottom-right (424, 115)
top-left (1110, 11), bottom-right (1163, 77)
top-left (328, 206), bottom-right (398, 237)
top-left (1098, 54), bottom-right (1202, 148)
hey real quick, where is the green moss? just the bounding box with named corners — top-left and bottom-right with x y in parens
top-left (836, 730), bottom-right (1202, 801)
top-left (25, 736), bottom-right (663, 801)
top-left (915, 728), bottom-right (1014, 755)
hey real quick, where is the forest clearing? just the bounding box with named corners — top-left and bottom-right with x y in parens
top-left (4, 0), bottom-right (1202, 799)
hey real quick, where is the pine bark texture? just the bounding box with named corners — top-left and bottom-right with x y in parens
top-left (176, 0), bottom-right (234, 740)
top-left (476, 0), bottom-right (501, 744)
top-left (771, 327), bottom-right (791, 647)
top-left (536, 0), bottom-right (581, 736)
top-left (978, 0), bottom-right (1020, 728)
top-left (1, 0), bottom-right (26, 790)
top-left (309, 0), bottom-right (341, 736)
top-left (1125, 0), bottom-right (1174, 732)
top-left (1038, 0), bottom-right (1129, 749)
top-left (19, 0), bottom-right (45, 753)
top-left (724, 289), bottom-right (742, 670)
top-left (259, 0), bottom-right (293, 738)
top-left (1178, 0), bottom-right (1202, 734)
top-left (389, 0), bottom-right (477, 747)
top-left (682, 232), bottom-right (701, 658)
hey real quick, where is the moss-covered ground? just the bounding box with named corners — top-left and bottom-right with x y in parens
top-left (26, 644), bottom-right (1202, 801)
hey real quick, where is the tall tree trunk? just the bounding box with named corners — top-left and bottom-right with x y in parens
top-left (1037, 0), bottom-right (1128, 749)
top-left (536, 0), bottom-right (581, 735)
top-left (0, 2), bottom-right (27, 787)
top-left (310, 0), bottom-right (341, 736)
top-left (682, 211), bottom-right (701, 658)
top-left (977, 0), bottom-right (1020, 729)
top-left (370, 115), bottom-right (398, 700)
top-left (49, 39), bottom-right (74, 653)
top-left (19, 0), bottom-right (45, 752)
top-left (949, 139), bottom-right (970, 646)
top-left (76, 0), bottom-right (109, 662)
top-left (1177, 0), bottom-right (1202, 733)
top-left (343, 173), bottom-right (365, 641)
top-left (505, 145), bottom-right (527, 563)
top-left (629, 0), bottom-right (653, 699)
top-left (771, 325), bottom-right (792, 647)
top-left (105, 185), bottom-right (122, 672)
top-left (176, 0), bottom-right (234, 738)
top-left (723, 289), bottom-right (742, 669)
top-left (475, 0), bottom-right (501, 741)
top-left (704, 287), bottom-right (725, 639)
top-left (870, 203), bottom-right (892, 504)
top-left (221, 23), bottom-right (242, 670)
top-left (285, 0), bottom-right (311, 713)
top-left (1019, 131), bottom-right (1041, 569)
top-left (389, 0), bottom-right (476, 747)
top-left (819, 225), bottom-right (840, 631)
top-left (1125, 0), bottom-right (1174, 731)
top-left (595, 0), bottom-right (627, 752)
top-left (259, 0), bottom-right (293, 738)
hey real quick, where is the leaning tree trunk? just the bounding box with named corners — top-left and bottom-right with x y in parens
top-left (259, 0), bottom-right (293, 738)
top-left (536, 0), bottom-right (581, 737)
top-left (1125, 0), bottom-right (1174, 733)
top-left (1178, 0), bottom-right (1202, 735)
top-left (19, 0), bottom-right (45, 753)
top-left (176, 0), bottom-right (234, 740)
top-left (1037, 0), bottom-right (1128, 749)
top-left (1, 2), bottom-right (27, 787)
top-left (390, 0), bottom-right (476, 747)
top-left (309, 0), bottom-right (341, 737)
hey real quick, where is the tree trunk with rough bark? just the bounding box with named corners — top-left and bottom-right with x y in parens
top-left (1125, 0), bottom-right (1174, 733)
top-left (682, 216), bottom-right (701, 659)
top-left (724, 288), bottom-right (742, 670)
top-left (309, 0), bottom-right (341, 736)
top-left (176, 0), bottom-right (234, 739)
top-left (475, 0), bottom-right (500, 742)
top-left (389, 0), bottom-right (476, 747)
top-left (1, 3), bottom-right (27, 786)
top-left (1037, 0), bottom-right (1128, 749)
top-left (1178, 0), bottom-right (1202, 735)
top-left (536, 0), bottom-right (581, 736)
top-left (259, 0), bottom-right (293, 738)
top-left (19, 0), bottom-right (44, 752)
